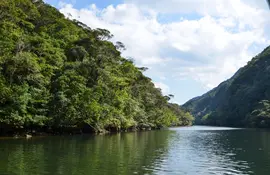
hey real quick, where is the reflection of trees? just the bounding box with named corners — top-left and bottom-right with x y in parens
top-left (160, 129), bottom-right (270, 175)
top-left (188, 130), bottom-right (270, 175)
top-left (226, 130), bottom-right (270, 175)
top-left (0, 130), bottom-right (172, 175)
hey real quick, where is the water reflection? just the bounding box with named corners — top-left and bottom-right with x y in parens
top-left (0, 131), bottom-right (172, 175)
top-left (151, 126), bottom-right (270, 175)
top-left (1, 126), bottom-right (270, 175)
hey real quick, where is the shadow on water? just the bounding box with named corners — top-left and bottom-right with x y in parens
top-left (1, 126), bottom-right (270, 175)
top-left (161, 126), bottom-right (270, 175)
top-left (0, 130), bottom-right (172, 175)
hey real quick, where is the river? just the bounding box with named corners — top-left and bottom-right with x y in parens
top-left (1, 126), bottom-right (270, 175)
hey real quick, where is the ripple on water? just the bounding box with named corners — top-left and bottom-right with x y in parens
top-left (150, 126), bottom-right (256, 175)
top-left (1, 126), bottom-right (270, 175)
top-left (170, 125), bottom-right (244, 131)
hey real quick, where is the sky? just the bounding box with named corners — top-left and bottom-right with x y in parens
top-left (44, 0), bottom-right (270, 104)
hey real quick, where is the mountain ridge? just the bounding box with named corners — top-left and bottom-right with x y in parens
top-left (183, 45), bottom-right (270, 127)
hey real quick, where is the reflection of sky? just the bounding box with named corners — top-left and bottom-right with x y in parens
top-left (151, 126), bottom-right (255, 175)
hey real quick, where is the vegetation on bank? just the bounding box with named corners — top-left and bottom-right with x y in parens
top-left (183, 46), bottom-right (270, 128)
top-left (0, 0), bottom-right (194, 135)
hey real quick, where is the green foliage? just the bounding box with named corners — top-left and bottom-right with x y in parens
top-left (248, 100), bottom-right (270, 128)
top-left (0, 0), bottom-right (193, 134)
top-left (183, 46), bottom-right (270, 128)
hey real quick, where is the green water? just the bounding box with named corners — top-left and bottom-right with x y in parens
top-left (1, 126), bottom-right (270, 175)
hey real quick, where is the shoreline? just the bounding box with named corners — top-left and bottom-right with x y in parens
top-left (0, 125), bottom-right (196, 139)
top-left (0, 126), bottom-right (168, 139)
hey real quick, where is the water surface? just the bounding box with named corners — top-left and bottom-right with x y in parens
top-left (1, 126), bottom-right (270, 175)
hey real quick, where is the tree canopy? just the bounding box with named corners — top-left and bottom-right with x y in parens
top-left (0, 0), bottom-right (193, 135)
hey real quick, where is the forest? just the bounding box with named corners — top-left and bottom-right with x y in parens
top-left (183, 46), bottom-right (270, 128)
top-left (0, 0), bottom-right (194, 135)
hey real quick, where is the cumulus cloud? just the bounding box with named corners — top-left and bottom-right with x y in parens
top-left (154, 82), bottom-right (170, 95)
top-left (59, 0), bottom-right (270, 91)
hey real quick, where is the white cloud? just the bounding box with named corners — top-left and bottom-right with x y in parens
top-left (154, 82), bottom-right (170, 95)
top-left (124, 0), bottom-right (270, 18)
top-left (59, 0), bottom-right (270, 94)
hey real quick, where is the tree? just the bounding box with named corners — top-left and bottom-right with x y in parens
top-left (0, 0), bottom-right (194, 135)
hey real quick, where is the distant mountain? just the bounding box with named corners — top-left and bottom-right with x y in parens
top-left (183, 46), bottom-right (270, 128)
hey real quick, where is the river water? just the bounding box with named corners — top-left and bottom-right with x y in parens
top-left (1, 126), bottom-right (270, 175)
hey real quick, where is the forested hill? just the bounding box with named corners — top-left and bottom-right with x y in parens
top-left (183, 46), bottom-right (270, 128)
top-left (0, 0), bottom-right (194, 135)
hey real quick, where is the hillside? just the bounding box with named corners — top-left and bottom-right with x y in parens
top-left (0, 0), bottom-right (193, 135)
top-left (183, 46), bottom-right (270, 128)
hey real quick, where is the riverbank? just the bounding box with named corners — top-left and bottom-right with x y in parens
top-left (0, 124), bottom-right (172, 139)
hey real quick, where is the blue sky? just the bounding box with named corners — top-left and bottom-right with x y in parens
top-left (45, 0), bottom-right (270, 104)
top-left (45, 0), bottom-right (122, 9)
